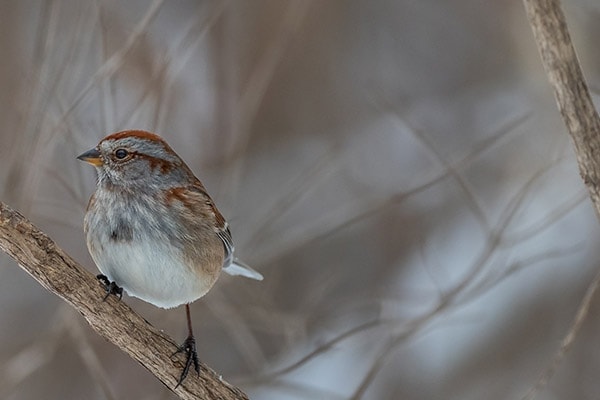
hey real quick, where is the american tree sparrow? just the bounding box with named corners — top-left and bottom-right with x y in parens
top-left (78, 130), bottom-right (262, 387)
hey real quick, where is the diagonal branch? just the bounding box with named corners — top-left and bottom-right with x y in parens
top-left (0, 202), bottom-right (248, 400)
top-left (523, 0), bottom-right (600, 212)
top-left (522, 0), bottom-right (600, 398)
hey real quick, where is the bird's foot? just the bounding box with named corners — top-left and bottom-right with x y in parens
top-left (172, 335), bottom-right (200, 388)
top-left (96, 274), bottom-right (123, 301)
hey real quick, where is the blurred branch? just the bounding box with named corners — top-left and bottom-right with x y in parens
top-left (523, 0), bottom-right (600, 398)
top-left (522, 267), bottom-right (600, 400)
top-left (258, 111), bottom-right (531, 264)
top-left (0, 202), bottom-right (248, 400)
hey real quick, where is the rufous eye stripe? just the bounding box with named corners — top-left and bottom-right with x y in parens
top-left (132, 152), bottom-right (176, 174)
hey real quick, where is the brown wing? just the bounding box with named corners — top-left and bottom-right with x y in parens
top-left (167, 180), bottom-right (233, 268)
top-left (208, 192), bottom-right (234, 268)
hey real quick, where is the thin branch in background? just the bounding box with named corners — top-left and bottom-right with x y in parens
top-left (97, 0), bottom-right (112, 140)
top-left (153, 1), bottom-right (230, 134)
top-left (350, 336), bottom-right (397, 400)
top-left (0, 306), bottom-right (67, 398)
top-left (113, 1), bottom-right (227, 132)
top-left (448, 160), bottom-right (563, 301)
top-left (418, 238), bottom-right (448, 300)
top-left (347, 159), bottom-right (575, 398)
top-left (501, 189), bottom-right (588, 247)
top-left (348, 300), bottom-right (456, 400)
top-left (42, 166), bottom-right (88, 205)
top-left (5, 0), bottom-right (59, 207)
top-left (260, 379), bottom-right (348, 400)
top-left (377, 96), bottom-right (510, 232)
top-left (258, 112), bottom-right (532, 265)
top-left (521, 267), bottom-right (600, 400)
top-left (472, 244), bottom-right (583, 300)
top-left (223, 1), bottom-right (312, 205)
top-left (238, 319), bottom-right (383, 385)
top-left (236, 105), bottom-right (578, 397)
top-left (411, 124), bottom-right (490, 230)
top-left (244, 141), bottom-right (343, 252)
top-left (6, 0), bottom-right (164, 214)
top-left (56, 0), bottom-right (164, 126)
top-left (207, 291), bottom-right (266, 372)
top-left (66, 311), bottom-right (118, 400)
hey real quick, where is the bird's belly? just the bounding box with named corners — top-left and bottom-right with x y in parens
top-left (92, 239), bottom-right (217, 309)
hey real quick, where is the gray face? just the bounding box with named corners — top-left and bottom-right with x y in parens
top-left (95, 135), bottom-right (194, 191)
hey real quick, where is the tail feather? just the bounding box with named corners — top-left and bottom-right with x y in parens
top-left (222, 258), bottom-right (264, 281)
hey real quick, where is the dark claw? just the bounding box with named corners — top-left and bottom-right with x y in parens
top-left (96, 274), bottom-right (123, 301)
top-left (172, 335), bottom-right (200, 388)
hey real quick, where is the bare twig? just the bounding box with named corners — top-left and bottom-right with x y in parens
top-left (522, 0), bottom-right (600, 398)
top-left (523, 0), bottom-right (600, 209)
top-left (521, 268), bottom-right (600, 400)
top-left (0, 202), bottom-right (248, 400)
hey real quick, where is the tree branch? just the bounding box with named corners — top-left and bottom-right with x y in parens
top-left (522, 0), bottom-right (600, 398)
top-left (0, 202), bottom-right (248, 400)
top-left (523, 0), bottom-right (600, 213)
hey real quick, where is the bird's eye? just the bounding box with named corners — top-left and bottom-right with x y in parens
top-left (114, 148), bottom-right (129, 159)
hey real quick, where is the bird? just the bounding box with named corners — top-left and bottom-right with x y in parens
top-left (77, 130), bottom-right (263, 387)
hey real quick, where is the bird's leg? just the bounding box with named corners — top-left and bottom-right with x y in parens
top-left (173, 304), bottom-right (200, 388)
top-left (96, 274), bottom-right (123, 301)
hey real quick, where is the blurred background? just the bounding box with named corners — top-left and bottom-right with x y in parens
top-left (1, 1), bottom-right (600, 399)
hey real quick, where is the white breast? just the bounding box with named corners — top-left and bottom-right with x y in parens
top-left (89, 237), bottom-right (215, 309)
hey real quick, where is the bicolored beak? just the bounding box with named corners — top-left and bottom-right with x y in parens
top-left (77, 148), bottom-right (103, 166)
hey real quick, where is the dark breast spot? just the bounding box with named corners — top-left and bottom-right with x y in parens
top-left (110, 218), bottom-right (133, 242)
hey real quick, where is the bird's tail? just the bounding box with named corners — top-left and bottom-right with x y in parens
top-left (222, 258), bottom-right (264, 281)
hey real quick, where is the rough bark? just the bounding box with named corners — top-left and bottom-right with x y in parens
top-left (0, 202), bottom-right (249, 400)
top-left (523, 0), bottom-right (600, 213)
top-left (522, 0), bottom-right (600, 398)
